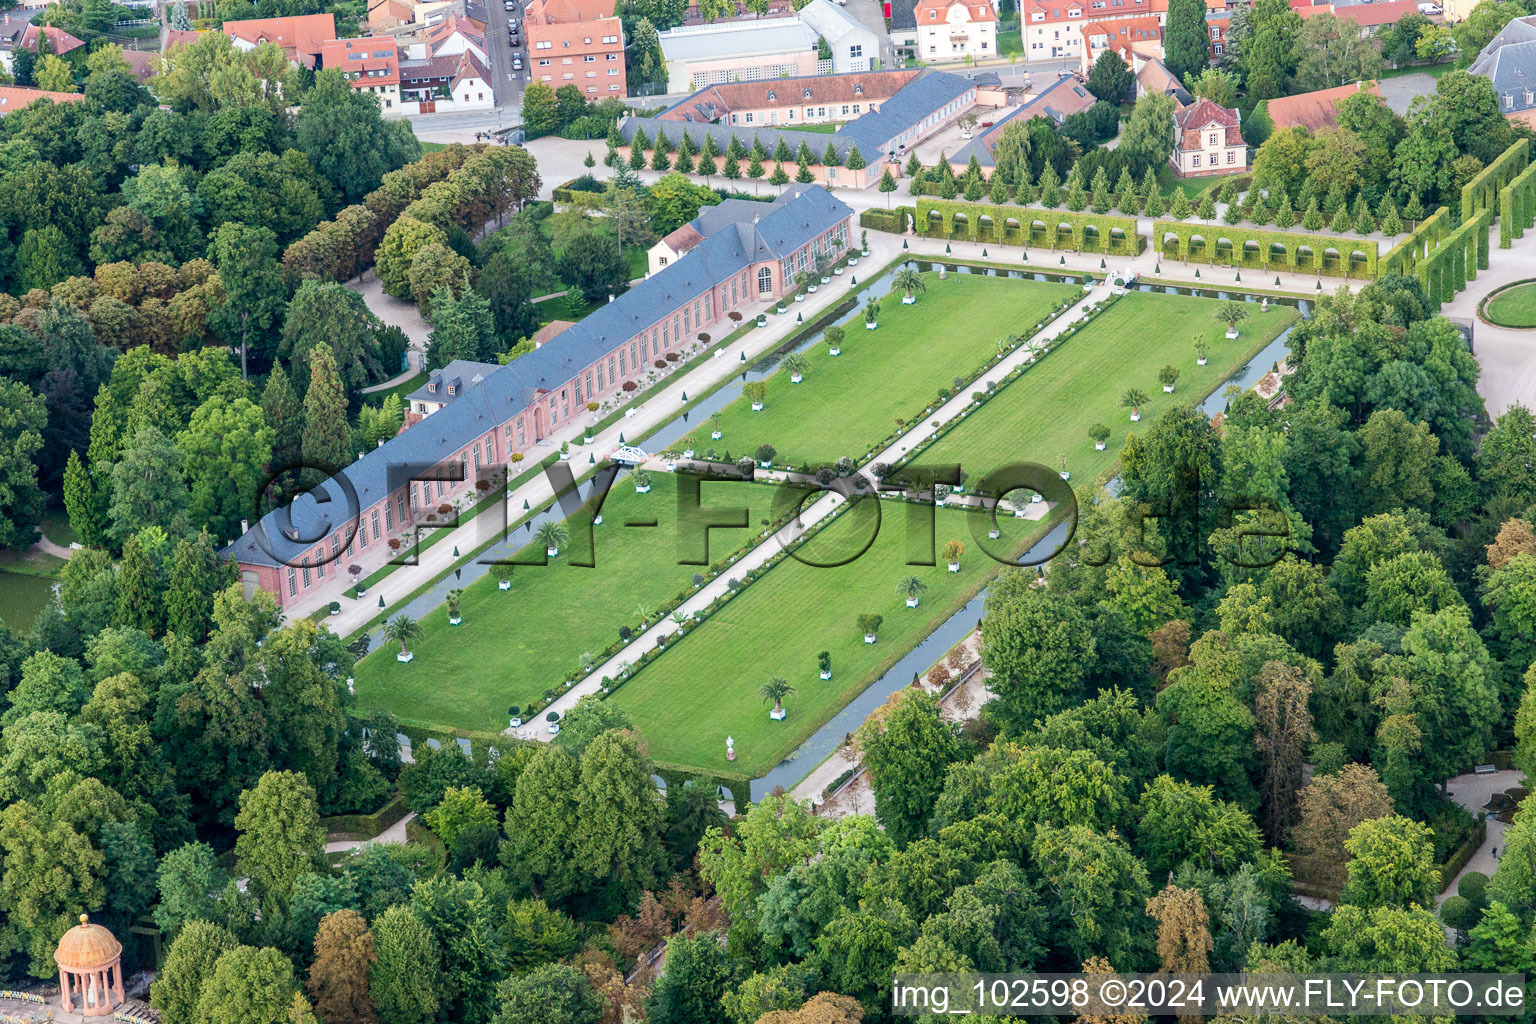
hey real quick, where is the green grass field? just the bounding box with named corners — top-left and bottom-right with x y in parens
top-left (610, 500), bottom-right (1048, 776)
top-left (1484, 282), bottom-right (1536, 328)
top-left (917, 291), bottom-right (1299, 480)
top-left (682, 273), bottom-right (1080, 466)
top-left (353, 473), bottom-right (787, 731)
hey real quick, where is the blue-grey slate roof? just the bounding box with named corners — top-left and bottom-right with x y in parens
top-left (224, 186), bottom-right (852, 569)
top-left (405, 358), bottom-right (501, 406)
top-left (1471, 16), bottom-right (1536, 114)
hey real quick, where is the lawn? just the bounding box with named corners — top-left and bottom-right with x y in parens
top-left (610, 499), bottom-right (1049, 776)
top-left (917, 291), bottom-right (1299, 480)
top-left (1159, 167), bottom-right (1246, 201)
top-left (537, 214), bottom-right (649, 283)
top-left (359, 372), bottom-right (425, 409)
top-left (1484, 282), bottom-right (1536, 328)
top-left (1378, 62), bottom-right (1453, 80)
top-left (680, 273), bottom-right (1081, 466)
top-left (353, 472), bottom-right (788, 732)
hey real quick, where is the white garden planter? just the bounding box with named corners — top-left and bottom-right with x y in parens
top-left (1095, 441), bottom-right (1107, 451)
top-left (829, 346), bottom-right (840, 356)
top-left (1163, 384), bottom-right (1175, 393)
top-left (1130, 412), bottom-right (1141, 422)
top-left (1227, 328), bottom-right (1240, 339)
top-left (1197, 357), bottom-right (1208, 366)
top-left (862, 248), bottom-right (870, 257)
top-left (906, 596), bottom-right (920, 608)
top-left (1014, 508), bottom-right (1028, 518)
top-left (584, 435), bottom-right (594, 444)
top-left (769, 707), bottom-right (787, 720)
top-left (834, 267), bottom-right (844, 275)
top-left (935, 497), bottom-right (947, 507)
top-left (865, 321), bottom-right (878, 330)
top-left (791, 373), bottom-right (803, 383)
top-left (546, 546), bottom-right (559, 557)
top-left (559, 451), bottom-right (570, 461)
top-left (683, 449), bottom-right (694, 459)
top-left (593, 515), bottom-right (603, 525)
top-left (864, 633), bottom-right (878, 644)
top-left (948, 562), bottom-right (960, 573)
top-left (499, 579), bottom-right (512, 590)
top-left (712, 430), bottom-right (723, 439)
top-left (808, 285), bottom-right (819, 293)
top-left (775, 305), bottom-right (787, 314)
top-left (760, 460), bottom-right (773, 468)
top-left (1060, 471), bottom-right (1070, 480)
top-left (547, 723), bottom-right (560, 735)
top-left (820, 670), bottom-right (832, 680)
top-left (397, 651), bottom-right (414, 663)
top-left (509, 717), bottom-right (522, 728)
top-left (1030, 493), bottom-right (1043, 503)
top-left (450, 616), bottom-right (462, 626)
top-left (758, 316), bottom-right (770, 326)
top-left (989, 528), bottom-right (1001, 539)
top-left (635, 484), bottom-right (651, 493)
top-left (902, 295), bottom-right (916, 304)
top-left (820, 276), bottom-right (831, 284)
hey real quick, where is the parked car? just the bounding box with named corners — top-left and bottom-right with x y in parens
top-left (512, 55), bottom-right (524, 69)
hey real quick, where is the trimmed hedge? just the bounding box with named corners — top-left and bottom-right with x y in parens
top-left (1381, 205), bottom-right (1449, 277)
top-left (1500, 161), bottom-right (1536, 248)
top-left (1419, 206), bottom-right (1490, 306)
top-left (860, 207), bottom-right (914, 233)
top-left (1463, 139), bottom-right (1529, 222)
top-left (320, 795), bottom-right (410, 839)
top-left (1153, 220), bottom-right (1380, 278)
top-left (1435, 817), bottom-right (1486, 887)
top-left (916, 198), bottom-right (1144, 255)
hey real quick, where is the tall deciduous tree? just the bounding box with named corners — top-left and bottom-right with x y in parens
top-left (1340, 815), bottom-right (1438, 909)
top-left (296, 69), bottom-right (419, 204)
top-left (980, 577), bottom-right (1097, 733)
top-left (151, 920), bottom-right (241, 1024)
top-left (307, 909), bottom-right (378, 1024)
top-left (208, 221), bottom-right (286, 377)
top-left (369, 905), bottom-right (441, 1024)
top-left (857, 688), bottom-right (963, 847)
top-left (1146, 884), bottom-right (1213, 973)
top-left (1291, 763), bottom-right (1393, 891)
top-left (0, 379), bottom-right (45, 550)
top-left (233, 770), bottom-right (325, 920)
top-left (1253, 660), bottom-right (1316, 843)
top-left (573, 730), bottom-right (668, 917)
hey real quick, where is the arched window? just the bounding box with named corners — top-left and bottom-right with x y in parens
top-left (757, 267), bottom-right (773, 294)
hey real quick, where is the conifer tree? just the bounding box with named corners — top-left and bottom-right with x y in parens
top-left (1195, 192), bottom-right (1216, 221)
top-left (302, 343), bottom-right (351, 473)
top-left (261, 364), bottom-right (302, 478)
top-left (1301, 198), bottom-right (1325, 231)
top-left (166, 529), bottom-right (224, 643)
top-left (1329, 204), bottom-right (1351, 233)
top-left (1273, 190), bottom-right (1295, 228)
top-left (117, 530), bottom-right (164, 636)
top-left (1038, 164), bottom-right (1062, 208)
top-left (1169, 189), bottom-right (1194, 219)
top-left (63, 449), bottom-right (103, 547)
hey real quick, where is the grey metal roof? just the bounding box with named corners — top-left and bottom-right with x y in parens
top-left (1471, 17), bottom-right (1536, 111)
top-left (659, 19), bottom-right (817, 61)
top-left (950, 75), bottom-right (1088, 167)
top-left (799, 0), bottom-right (875, 47)
top-left (224, 186), bottom-right (852, 569)
top-left (688, 189), bottom-right (798, 237)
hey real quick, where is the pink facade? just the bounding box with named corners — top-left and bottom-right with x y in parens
top-left (238, 210), bottom-right (852, 609)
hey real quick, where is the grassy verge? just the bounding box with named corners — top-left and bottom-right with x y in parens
top-left (353, 474), bottom-right (789, 732)
top-left (916, 291), bottom-right (1298, 475)
top-left (1483, 280), bottom-right (1536, 328)
top-left (679, 273), bottom-right (1080, 466)
top-left (610, 500), bottom-right (1051, 776)
top-left (361, 372), bottom-right (427, 407)
top-left (39, 511), bottom-right (78, 548)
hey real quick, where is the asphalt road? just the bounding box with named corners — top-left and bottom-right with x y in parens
top-left (482, 0), bottom-right (525, 110)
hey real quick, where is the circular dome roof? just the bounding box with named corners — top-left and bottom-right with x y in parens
top-left (54, 914), bottom-right (122, 969)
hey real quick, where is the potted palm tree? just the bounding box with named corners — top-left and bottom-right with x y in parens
top-left (744, 380), bottom-right (767, 411)
top-left (1160, 365), bottom-right (1180, 393)
top-left (446, 587), bottom-right (464, 625)
top-left (893, 266), bottom-right (926, 305)
top-left (818, 650), bottom-right (832, 680)
top-left (783, 352), bottom-right (810, 383)
top-left (1121, 387), bottom-right (1148, 422)
top-left (857, 613), bottom-right (883, 644)
top-left (944, 539), bottom-right (964, 573)
top-left (864, 298), bottom-right (880, 330)
top-left (818, 255), bottom-right (832, 285)
top-left (796, 271), bottom-right (811, 300)
top-left (633, 470), bottom-right (653, 494)
top-left (1194, 340), bottom-right (1208, 366)
top-left (384, 614), bottom-right (422, 663)
top-left (1215, 301), bottom-right (1250, 339)
top-left (898, 574), bottom-right (928, 608)
top-left (1090, 423), bottom-right (1110, 451)
top-left (761, 676), bottom-right (796, 720)
top-left (710, 412), bottom-right (723, 440)
top-left (756, 443), bottom-right (776, 469)
top-left (826, 324), bottom-right (844, 357)
top-left (538, 520), bottom-right (570, 557)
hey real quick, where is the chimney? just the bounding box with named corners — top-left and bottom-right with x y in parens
top-left (241, 519), bottom-right (249, 534)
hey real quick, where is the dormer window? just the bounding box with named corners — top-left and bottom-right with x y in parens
top-left (447, 383), bottom-right (457, 396)
top-left (767, 89), bottom-right (776, 100)
top-left (803, 86), bottom-right (813, 98)
top-left (854, 82), bottom-right (863, 94)
top-left (427, 378), bottom-right (439, 393)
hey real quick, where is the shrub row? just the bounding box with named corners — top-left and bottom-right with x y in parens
top-left (319, 794), bottom-right (410, 839)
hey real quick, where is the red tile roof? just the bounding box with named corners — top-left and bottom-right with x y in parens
top-left (1264, 80), bottom-right (1383, 131)
top-left (916, 0), bottom-right (998, 24)
top-left (1297, 1), bottom-right (1418, 26)
top-left (20, 25), bottom-right (85, 54)
top-left (319, 36), bottom-right (400, 87)
top-left (0, 85), bottom-right (85, 111)
top-left (222, 13), bottom-right (335, 62)
top-left (1175, 97), bottom-right (1242, 147)
top-left (527, 0), bottom-right (615, 20)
